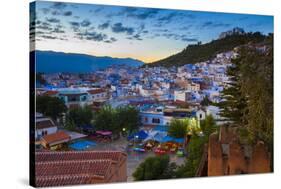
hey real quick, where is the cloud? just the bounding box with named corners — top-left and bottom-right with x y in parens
top-left (155, 28), bottom-right (169, 32)
top-left (69, 20), bottom-right (91, 29)
top-left (161, 32), bottom-right (198, 42)
top-left (181, 37), bottom-right (198, 42)
top-left (111, 23), bottom-right (134, 35)
top-left (179, 25), bottom-right (193, 31)
top-left (75, 28), bottom-right (117, 43)
top-left (37, 22), bottom-right (52, 31)
top-left (51, 2), bottom-right (67, 10)
top-left (40, 35), bottom-right (57, 40)
top-left (127, 9), bottom-right (159, 20)
top-left (98, 22), bottom-right (110, 30)
top-left (93, 7), bottom-right (104, 13)
top-left (35, 31), bottom-right (46, 35)
top-left (81, 19), bottom-right (91, 27)
top-left (104, 37), bottom-right (117, 43)
top-left (200, 21), bottom-right (231, 29)
top-left (133, 34), bottom-right (142, 40)
top-left (46, 18), bottom-right (60, 23)
top-left (69, 21), bottom-right (80, 32)
top-left (63, 11), bottom-right (72, 16)
top-left (41, 8), bottom-right (50, 14)
top-left (77, 31), bottom-right (108, 42)
top-left (69, 21), bottom-right (80, 27)
top-left (123, 7), bottom-right (138, 13)
top-left (39, 34), bottom-right (67, 41)
top-left (52, 27), bottom-right (65, 34)
top-left (107, 7), bottom-right (159, 20)
top-left (142, 30), bottom-right (148, 34)
top-left (126, 24), bottom-right (147, 40)
top-left (70, 4), bottom-right (78, 9)
top-left (51, 10), bottom-right (60, 16)
top-left (126, 34), bottom-right (143, 41)
top-left (158, 12), bottom-right (179, 23)
top-left (110, 37), bottom-right (117, 42)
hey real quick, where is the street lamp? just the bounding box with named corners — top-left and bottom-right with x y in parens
top-left (134, 135), bottom-right (139, 147)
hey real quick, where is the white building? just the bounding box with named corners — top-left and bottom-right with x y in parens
top-left (174, 90), bottom-right (187, 102)
top-left (35, 117), bottom-right (58, 140)
top-left (87, 88), bottom-right (107, 101)
top-left (187, 82), bottom-right (200, 92)
top-left (196, 109), bottom-right (206, 121)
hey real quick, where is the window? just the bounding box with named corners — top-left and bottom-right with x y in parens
top-left (81, 96), bottom-right (87, 101)
top-left (144, 117), bottom-right (148, 123)
top-left (42, 130), bottom-right (48, 136)
top-left (152, 118), bottom-right (160, 124)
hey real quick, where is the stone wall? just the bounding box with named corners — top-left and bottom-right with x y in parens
top-left (208, 126), bottom-right (271, 176)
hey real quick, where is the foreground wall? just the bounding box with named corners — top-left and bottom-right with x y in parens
top-left (208, 126), bottom-right (271, 176)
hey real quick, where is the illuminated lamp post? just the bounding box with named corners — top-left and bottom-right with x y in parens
top-left (134, 135), bottom-right (139, 147)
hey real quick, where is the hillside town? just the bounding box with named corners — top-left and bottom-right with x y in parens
top-left (34, 49), bottom-right (239, 186)
top-left (29, 1), bottom-right (274, 187)
top-left (37, 50), bottom-right (237, 121)
top-left (34, 43), bottom-right (274, 188)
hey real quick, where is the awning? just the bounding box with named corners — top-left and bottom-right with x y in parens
top-left (96, 130), bottom-right (112, 136)
top-left (161, 136), bottom-right (184, 143)
top-left (127, 130), bottom-right (148, 140)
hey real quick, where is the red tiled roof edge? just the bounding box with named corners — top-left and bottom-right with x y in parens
top-left (41, 131), bottom-right (70, 144)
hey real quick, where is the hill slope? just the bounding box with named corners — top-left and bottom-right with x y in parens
top-left (33, 51), bottom-right (144, 73)
top-left (149, 32), bottom-right (267, 67)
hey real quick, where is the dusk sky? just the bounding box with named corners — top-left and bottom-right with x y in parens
top-left (30, 1), bottom-right (273, 63)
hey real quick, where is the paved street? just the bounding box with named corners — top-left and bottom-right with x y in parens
top-left (88, 137), bottom-right (185, 181)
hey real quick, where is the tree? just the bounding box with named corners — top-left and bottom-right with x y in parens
top-left (66, 106), bottom-right (93, 127)
top-left (176, 115), bottom-right (217, 177)
top-left (168, 119), bottom-right (187, 138)
top-left (237, 45), bottom-right (273, 149)
top-left (36, 96), bottom-right (67, 120)
top-left (200, 96), bottom-right (211, 107)
top-left (133, 155), bottom-right (176, 180)
top-left (64, 117), bottom-right (76, 131)
top-left (216, 63), bottom-right (247, 125)
top-left (116, 106), bottom-right (140, 134)
top-left (200, 115), bottom-right (217, 137)
top-left (215, 36), bottom-right (273, 170)
top-left (176, 135), bottom-right (205, 177)
top-left (94, 105), bottom-right (140, 135)
top-left (94, 105), bottom-right (118, 133)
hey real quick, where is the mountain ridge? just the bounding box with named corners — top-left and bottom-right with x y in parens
top-left (33, 50), bottom-right (144, 73)
top-left (149, 31), bottom-right (269, 67)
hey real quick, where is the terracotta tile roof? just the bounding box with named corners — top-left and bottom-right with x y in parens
top-left (87, 89), bottom-right (106, 94)
top-left (35, 151), bottom-right (127, 187)
top-left (36, 150), bottom-right (126, 163)
top-left (36, 120), bottom-right (56, 130)
top-left (44, 90), bottom-right (58, 96)
top-left (36, 159), bottom-right (112, 177)
top-left (41, 131), bottom-right (70, 145)
top-left (36, 174), bottom-right (93, 187)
